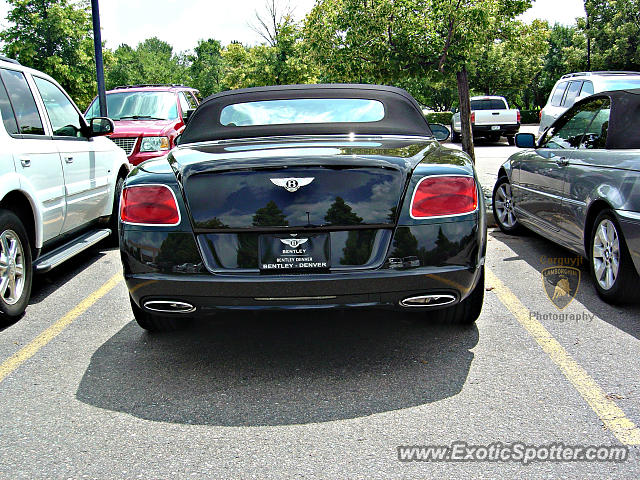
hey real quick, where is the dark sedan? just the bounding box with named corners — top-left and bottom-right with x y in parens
top-left (119, 84), bottom-right (486, 331)
top-left (493, 88), bottom-right (640, 303)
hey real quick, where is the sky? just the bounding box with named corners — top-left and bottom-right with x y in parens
top-left (0, 0), bottom-right (586, 53)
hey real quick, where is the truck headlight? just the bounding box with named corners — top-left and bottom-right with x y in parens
top-left (140, 136), bottom-right (169, 152)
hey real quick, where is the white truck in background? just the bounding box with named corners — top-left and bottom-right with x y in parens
top-left (451, 96), bottom-right (520, 145)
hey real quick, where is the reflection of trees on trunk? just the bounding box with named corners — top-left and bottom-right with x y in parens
top-left (156, 233), bottom-right (202, 266)
top-left (325, 197), bottom-right (374, 265)
top-left (238, 200), bottom-right (288, 268)
top-left (391, 225), bottom-right (477, 267)
top-left (200, 217), bottom-right (227, 229)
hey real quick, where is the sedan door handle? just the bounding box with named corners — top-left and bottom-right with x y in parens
top-left (556, 157), bottom-right (569, 166)
top-left (20, 157), bottom-right (31, 167)
top-left (65, 156), bottom-right (74, 164)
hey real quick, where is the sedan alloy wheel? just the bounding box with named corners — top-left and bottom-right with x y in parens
top-left (592, 218), bottom-right (620, 291)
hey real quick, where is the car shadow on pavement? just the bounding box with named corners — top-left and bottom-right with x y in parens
top-left (76, 311), bottom-right (478, 426)
top-left (489, 229), bottom-right (640, 340)
top-left (28, 246), bottom-right (114, 306)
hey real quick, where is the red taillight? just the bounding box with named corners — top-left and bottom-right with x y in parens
top-left (517, 109), bottom-right (521, 123)
top-left (120, 185), bottom-right (180, 225)
top-left (470, 112), bottom-right (475, 123)
top-left (539, 110), bottom-right (543, 121)
top-left (410, 176), bottom-right (478, 218)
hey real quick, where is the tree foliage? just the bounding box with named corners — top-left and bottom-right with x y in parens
top-left (582, 0), bottom-right (640, 70)
top-left (0, 0), bottom-right (97, 107)
top-left (105, 37), bottom-right (191, 89)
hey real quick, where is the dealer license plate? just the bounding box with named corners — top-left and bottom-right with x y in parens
top-left (259, 233), bottom-right (330, 271)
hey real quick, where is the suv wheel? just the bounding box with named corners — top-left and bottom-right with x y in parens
top-left (0, 210), bottom-right (32, 324)
top-left (492, 176), bottom-right (521, 234)
top-left (451, 130), bottom-right (461, 142)
top-left (507, 135), bottom-right (515, 146)
top-left (589, 211), bottom-right (638, 304)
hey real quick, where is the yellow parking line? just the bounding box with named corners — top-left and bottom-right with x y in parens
top-left (0, 273), bottom-right (122, 384)
top-left (487, 268), bottom-right (640, 445)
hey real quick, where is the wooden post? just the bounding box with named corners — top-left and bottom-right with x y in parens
top-left (456, 66), bottom-right (475, 163)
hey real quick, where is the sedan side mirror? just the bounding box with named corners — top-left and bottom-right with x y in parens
top-left (89, 117), bottom-right (115, 137)
top-left (515, 133), bottom-right (536, 148)
top-left (183, 108), bottom-right (195, 124)
top-left (429, 123), bottom-right (451, 142)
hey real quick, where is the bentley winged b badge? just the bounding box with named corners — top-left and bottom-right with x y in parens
top-left (280, 238), bottom-right (308, 248)
top-left (270, 177), bottom-right (314, 192)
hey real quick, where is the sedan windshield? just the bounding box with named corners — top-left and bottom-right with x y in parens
top-left (86, 91), bottom-right (178, 121)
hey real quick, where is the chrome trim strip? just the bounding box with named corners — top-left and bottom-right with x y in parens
top-left (400, 294), bottom-right (457, 308)
top-left (511, 184), bottom-right (586, 206)
top-left (616, 210), bottom-right (640, 221)
top-left (144, 300), bottom-right (196, 313)
top-left (255, 296), bottom-right (337, 301)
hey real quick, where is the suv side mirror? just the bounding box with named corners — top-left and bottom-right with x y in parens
top-left (515, 133), bottom-right (536, 148)
top-left (89, 117), bottom-right (114, 137)
top-left (183, 108), bottom-right (195, 124)
top-left (429, 123), bottom-right (451, 142)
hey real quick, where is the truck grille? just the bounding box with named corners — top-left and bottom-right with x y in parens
top-left (110, 137), bottom-right (137, 156)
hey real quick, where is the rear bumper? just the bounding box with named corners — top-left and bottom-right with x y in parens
top-left (471, 124), bottom-right (520, 136)
top-left (126, 264), bottom-right (483, 315)
top-left (616, 210), bottom-right (640, 276)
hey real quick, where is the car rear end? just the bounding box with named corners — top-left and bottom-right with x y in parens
top-left (120, 137), bottom-right (485, 316)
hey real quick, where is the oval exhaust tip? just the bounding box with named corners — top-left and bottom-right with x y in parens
top-left (400, 294), bottom-right (456, 308)
top-left (144, 300), bottom-right (195, 314)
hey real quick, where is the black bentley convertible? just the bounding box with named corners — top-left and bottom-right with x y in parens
top-left (119, 84), bottom-right (487, 331)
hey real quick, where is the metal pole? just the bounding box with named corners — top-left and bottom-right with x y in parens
top-left (91, 0), bottom-right (107, 117)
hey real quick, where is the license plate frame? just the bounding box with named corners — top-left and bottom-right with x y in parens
top-left (259, 233), bottom-right (331, 272)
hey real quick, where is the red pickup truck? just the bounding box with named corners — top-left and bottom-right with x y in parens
top-left (85, 84), bottom-right (199, 165)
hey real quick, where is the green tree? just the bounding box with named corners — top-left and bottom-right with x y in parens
top-left (105, 37), bottom-right (191, 89)
top-left (189, 39), bottom-right (224, 98)
top-left (0, 0), bottom-right (97, 107)
top-left (305, 0), bottom-right (534, 160)
top-left (582, 0), bottom-right (640, 70)
top-left (468, 20), bottom-right (549, 104)
top-left (531, 23), bottom-right (586, 108)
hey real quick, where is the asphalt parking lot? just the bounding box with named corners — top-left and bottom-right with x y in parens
top-left (1, 134), bottom-right (639, 479)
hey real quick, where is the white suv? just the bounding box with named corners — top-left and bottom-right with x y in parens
top-left (0, 57), bottom-right (129, 323)
top-left (538, 71), bottom-right (640, 136)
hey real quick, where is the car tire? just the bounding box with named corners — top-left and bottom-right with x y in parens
top-left (107, 176), bottom-right (125, 246)
top-left (589, 211), bottom-right (638, 304)
top-left (507, 135), bottom-right (515, 146)
top-left (129, 295), bottom-right (193, 332)
top-left (451, 130), bottom-right (461, 142)
top-left (0, 210), bottom-right (33, 325)
top-left (492, 176), bottom-right (522, 234)
top-left (436, 267), bottom-right (484, 325)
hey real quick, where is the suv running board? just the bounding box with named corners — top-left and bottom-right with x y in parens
top-left (33, 229), bottom-right (111, 273)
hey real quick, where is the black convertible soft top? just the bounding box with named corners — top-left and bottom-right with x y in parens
top-left (605, 88), bottom-right (640, 149)
top-left (179, 84), bottom-right (433, 144)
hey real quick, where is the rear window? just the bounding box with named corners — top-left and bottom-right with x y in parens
top-left (599, 78), bottom-right (640, 91)
top-left (562, 81), bottom-right (583, 107)
top-left (220, 98), bottom-right (385, 127)
top-left (551, 81), bottom-right (569, 107)
top-left (469, 99), bottom-right (507, 110)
